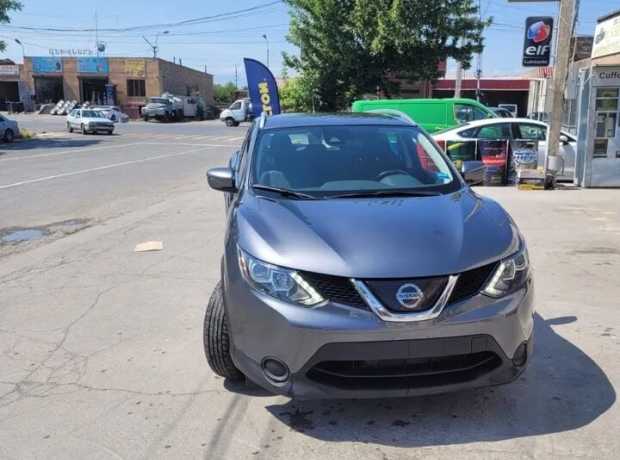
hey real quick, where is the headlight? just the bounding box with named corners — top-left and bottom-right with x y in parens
top-left (238, 248), bottom-right (324, 307)
top-left (482, 247), bottom-right (530, 298)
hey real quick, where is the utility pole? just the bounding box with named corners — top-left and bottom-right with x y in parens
top-left (262, 34), bottom-right (270, 68)
top-left (234, 64), bottom-right (238, 89)
top-left (454, 61), bottom-right (463, 98)
top-left (476, 0), bottom-right (482, 101)
top-left (546, 0), bottom-right (576, 173)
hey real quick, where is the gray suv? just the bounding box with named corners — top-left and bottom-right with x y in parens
top-left (205, 113), bottom-right (534, 399)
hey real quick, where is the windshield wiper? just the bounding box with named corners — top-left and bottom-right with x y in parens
top-left (328, 189), bottom-right (441, 199)
top-left (252, 184), bottom-right (318, 200)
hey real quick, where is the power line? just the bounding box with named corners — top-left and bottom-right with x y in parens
top-left (1, 1), bottom-right (283, 33)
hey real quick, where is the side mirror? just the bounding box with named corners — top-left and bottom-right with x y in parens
top-left (461, 160), bottom-right (485, 185)
top-left (207, 167), bottom-right (236, 192)
top-left (559, 134), bottom-right (569, 145)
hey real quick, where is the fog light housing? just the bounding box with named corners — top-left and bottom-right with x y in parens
top-left (512, 342), bottom-right (528, 367)
top-left (262, 358), bottom-right (289, 383)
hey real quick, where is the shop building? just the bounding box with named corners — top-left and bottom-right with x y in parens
top-left (19, 56), bottom-right (214, 117)
top-left (573, 9), bottom-right (620, 187)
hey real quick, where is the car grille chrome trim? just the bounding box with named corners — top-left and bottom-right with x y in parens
top-left (350, 275), bottom-right (459, 323)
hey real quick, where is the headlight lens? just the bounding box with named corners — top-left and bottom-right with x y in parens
top-left (482, 247), bottom-right (530, 297)
top-left (238, 249), bottom-right (324, 306)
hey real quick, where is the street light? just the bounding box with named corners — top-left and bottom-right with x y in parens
top-left (262, 34), bottom-right (269, 68)
top-left (14, 38), bottom-right (25, 61)
top-left (143, 30), bottom-right (169, 59)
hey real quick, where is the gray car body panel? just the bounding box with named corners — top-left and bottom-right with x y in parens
top-left (235, 189), bottom-right (519, 278)
top-left (213, 113), bottom-right (534, 399)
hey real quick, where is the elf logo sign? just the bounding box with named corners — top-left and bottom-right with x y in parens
top-left (522, 17), bottom-right (554, 66)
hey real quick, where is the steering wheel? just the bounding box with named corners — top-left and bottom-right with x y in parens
top-left (377, 169), bottom-right (410, 180)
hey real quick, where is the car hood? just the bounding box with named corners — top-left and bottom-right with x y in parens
top-left (235, 189), bottom-right (519, 278)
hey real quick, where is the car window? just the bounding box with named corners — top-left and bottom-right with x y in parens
top-left (458, 127), bottom-right (477, 138)
top-left (81, 110), bottom-right (102, 118)
top-left (252, 125), bottom-right (459, 196)
top-left (230, 101), bottom-right (242, 110)
top-left (515, 123), bottom-right (546, 141)
top-left (454, 104), bottom-right (490, 124)
top-left (476, 123), bottom-right (511, 140)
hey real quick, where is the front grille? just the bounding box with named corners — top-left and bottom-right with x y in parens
top-left (307, 352), bottom-right (501, 390)
top-left (300, 271), bottom-right (367, 310)
top-left (449, 261), bottom-right (498, 304)
top-left (365, 276), bottom-right (448, 312)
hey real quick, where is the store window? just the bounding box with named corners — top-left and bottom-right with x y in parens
top-left (127, 79), bottom-right (146, 97)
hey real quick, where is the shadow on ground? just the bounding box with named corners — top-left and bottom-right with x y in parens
top-left (0, 137), bottom-right (104, 153)
top-left (263, 314), bottom-right (615, 447)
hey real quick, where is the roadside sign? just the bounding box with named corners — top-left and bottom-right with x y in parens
top-left (522, 17), bottom-right (554, 67)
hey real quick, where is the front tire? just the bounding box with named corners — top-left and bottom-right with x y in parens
top-left (4, 129), bottom-right (14, 142)
top-left (81, 124), bottom-right (87, 135)
top-left (203, 281), bottom-right (244, 381)
top-left (225, 117), bottom-right (235, 127)
top-left (67, 123), bottom-right (73, 133)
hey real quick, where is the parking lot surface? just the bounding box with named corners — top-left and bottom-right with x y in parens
top-left (0, 114), bottom-right (618, 459)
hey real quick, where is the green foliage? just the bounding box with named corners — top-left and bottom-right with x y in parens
top-left (279, 74), bottom-right (317, 112)
top-left (0, 1), bottom-right (22, 52)
top-left (283, 0), bottom-right (490, 111)
top-left (213, 82), bottom-right (237, 104)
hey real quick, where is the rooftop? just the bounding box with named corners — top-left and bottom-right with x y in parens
top-left (263, 112), bottom-right (411, 129)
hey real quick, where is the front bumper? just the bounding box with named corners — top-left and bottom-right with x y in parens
top-left (223, 252), bottom-right (535, 399)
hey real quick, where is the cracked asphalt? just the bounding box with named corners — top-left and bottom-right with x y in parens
top-left (1, 114), bottom-right (619, 459)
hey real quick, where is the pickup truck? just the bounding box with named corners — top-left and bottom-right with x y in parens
top-left (142, 97), bottom-right (180, 121)
top-left (219, 98), bottom-right (254, 127)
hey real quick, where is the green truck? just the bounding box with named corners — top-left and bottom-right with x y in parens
top-left (351, 98), bottom-right (496, 133)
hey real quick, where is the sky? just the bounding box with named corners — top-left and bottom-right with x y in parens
top-left (0, 0), bottom-right (615, 85)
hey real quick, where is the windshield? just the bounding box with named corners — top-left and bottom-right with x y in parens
top-left (252, 125), bottom-right (459, 197)
top-left (81, 110), bottom-right (103, 118)
top-left (149, 98), bottom-right (170, 105)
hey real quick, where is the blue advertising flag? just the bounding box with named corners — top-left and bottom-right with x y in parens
top-left (243, 58), bottom-right (281, 117)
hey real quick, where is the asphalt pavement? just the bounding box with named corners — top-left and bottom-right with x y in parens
top-left (0, 114), bottom-right (619, 459)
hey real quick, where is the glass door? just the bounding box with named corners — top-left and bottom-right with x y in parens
top-left (594, 88), bottom-right (619, 159)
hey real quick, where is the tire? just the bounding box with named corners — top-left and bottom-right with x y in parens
top-left (81, 124), bottom-right (87, 135)
top-left (3, 129), bottom-right (14, 143)
top-left (203, 281), bottom-right (244, 381)
top-left (67, 123), bottom-right (73, 133)
top-left (232, 121), bottom-right (240, 127)
top-left (143, 115), bottom-right (149, 122)
top-left (225, 118), bottom-right (235, 127)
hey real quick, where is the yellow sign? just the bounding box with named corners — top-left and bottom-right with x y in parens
top-left (258, 81), bottom-right (273, 115)
top-left (593, 14), bottom-right (620, 59)
top-left (125, 60), bottom-right (146, 78)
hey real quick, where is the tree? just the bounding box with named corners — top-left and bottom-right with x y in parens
top-left (283, 0), bottom-right (490, 111)
top-left (0, 1), bottom-right (22, 52)
top-left (213, 82), bottom-right (237, 105)
top-left (279, 73), bottom-right (317, 112)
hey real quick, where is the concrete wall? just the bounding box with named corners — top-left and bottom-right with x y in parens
top-left (157, 59), bottom-right (214, 103)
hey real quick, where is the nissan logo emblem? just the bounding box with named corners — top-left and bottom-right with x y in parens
top-left (395, 283), bottom-right (424, 310)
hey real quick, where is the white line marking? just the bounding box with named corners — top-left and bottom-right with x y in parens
top-left (0, 142), bottom-right (146, 162)
top-left (0, 146), bottom-right (209, 190)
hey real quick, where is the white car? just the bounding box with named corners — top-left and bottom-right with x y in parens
top-left (433, 118), bottom-right (577, 181)
top-left (92, 105), bottom-right (130, 123)
top-left (66, 109), bottom-right (115, 135)
top-left (0, 113), bottom-right (19, 142)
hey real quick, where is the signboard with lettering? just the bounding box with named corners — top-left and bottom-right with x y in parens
top-left (49, 48), bottom-right (94, 57)
top-left (77, 57), bottom-right (109, 74)
top-left (125, 60), bottom-right (146, 78)
top-left (0, 65), bottom-right (19, 76)
top-left (592, 67), bottom-right (620, 87)
top-left (32, 57), bottom-right (62, 73)
top-left (522, 17), bottom-right (554, 67)
top-left (593, 14), bottom-right (620, 59)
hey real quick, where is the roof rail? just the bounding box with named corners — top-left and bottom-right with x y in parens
top-left (365, 109), bottom-right (417, 126)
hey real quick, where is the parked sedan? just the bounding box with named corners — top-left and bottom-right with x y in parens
top-left (66, 109), bottom-right (115, 135)
top-left (0, 113), bottom-right (19, 142)
top-left (433, 118), bottom-right (577, 181)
